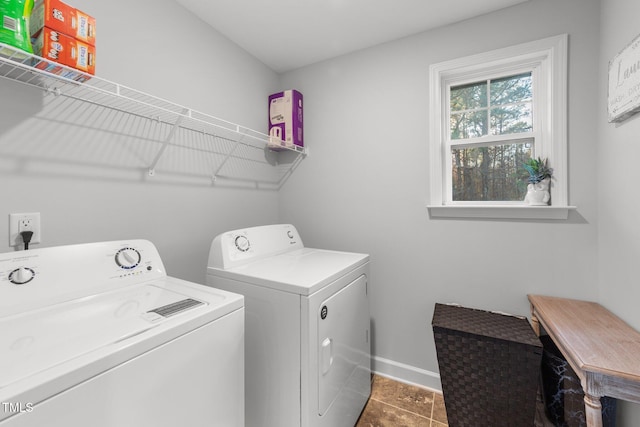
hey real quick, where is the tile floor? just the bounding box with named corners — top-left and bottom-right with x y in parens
top-left (356, 375), bottom-right (448, 427)
top-left (356, 374), bottom-right (555, 427)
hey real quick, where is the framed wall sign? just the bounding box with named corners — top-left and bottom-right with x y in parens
top-left (608, 33), bottom-right (640, 123)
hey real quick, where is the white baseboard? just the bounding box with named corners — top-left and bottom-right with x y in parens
top-left (371, 355), bottom-right (442, 392)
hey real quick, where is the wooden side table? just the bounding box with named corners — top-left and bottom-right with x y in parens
top-left (528, 294), bottom-right (640, 427)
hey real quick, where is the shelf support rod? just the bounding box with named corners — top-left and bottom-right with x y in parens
top-left (211, 132), bottom-right (245, 181)
top-left (148, 108), bottom-right (190, 176)
top-left (276, 150), bottom-right (306, 189)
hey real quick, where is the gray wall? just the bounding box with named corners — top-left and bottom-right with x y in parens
top-left (598, 0), bottom-right (640, 423)
top-left (279, 0), bottom-right (601, 390)
top-left (0, 0), bottom-right (282, 283)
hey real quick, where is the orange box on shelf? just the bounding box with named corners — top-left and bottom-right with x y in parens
top-left (29, 0), bottom-right (96, 46)
top-left (32, 27), bottom-right (95, 76)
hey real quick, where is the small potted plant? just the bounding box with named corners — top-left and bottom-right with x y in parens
top-left (523, 157), bottom-right (553, 205)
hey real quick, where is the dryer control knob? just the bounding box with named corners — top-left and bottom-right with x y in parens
top-left (115, 248), bottom-right (141, 269)
top-left (235, 235), bottom-right (250, 252)
top-left (9, 267), bottom-right (35, 285)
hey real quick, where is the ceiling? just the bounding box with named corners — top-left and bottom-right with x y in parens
top-left (174, 0), bottom-right (530, 73)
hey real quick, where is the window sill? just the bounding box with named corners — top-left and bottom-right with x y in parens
top-left (427, 205), bottom-right (577, 220)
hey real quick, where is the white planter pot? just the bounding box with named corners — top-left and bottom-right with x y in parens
top-left (524, 177), bottom-right (551, 206)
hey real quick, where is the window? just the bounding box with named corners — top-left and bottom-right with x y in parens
top-left (451, 72), bottom-right (533, 201)
top-left (428, 35), bottom-right (573, 219)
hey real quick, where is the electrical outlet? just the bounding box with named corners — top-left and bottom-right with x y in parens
top-left (9, 213), bottom-right (41, 247)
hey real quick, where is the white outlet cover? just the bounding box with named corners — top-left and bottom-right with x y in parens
top-left (9, 213), bottom-right (41, 247)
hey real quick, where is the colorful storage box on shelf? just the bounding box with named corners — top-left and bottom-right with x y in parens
top-left (29, 0), bottom-right (95, 79)
top-left (268, 89), bottom-right (303, 151)
top-left (29, 0), bottom-right (95, 46)
top-left (0, 0), bottom-right (34, 54)
top-left (32, 27), bottom-right (94, 75)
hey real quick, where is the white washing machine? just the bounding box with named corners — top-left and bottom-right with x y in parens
top-left (207, 224), bottom-right (371, 427)
top-left (0, 240), bottom-right (244, 427)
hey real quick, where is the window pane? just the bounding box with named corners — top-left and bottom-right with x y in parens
top-left (490, 103), bottom-right (532, 135)
top-left (450, 73), bottom-right (533, 140)
top-left (450, 111), bottom-right (488, 139)
top-left (451, 139), bottom-right (533, 201)
top-left (490, 73), bottom-right (532, 105)
top-left (450, 81), bottom-right (487, 111)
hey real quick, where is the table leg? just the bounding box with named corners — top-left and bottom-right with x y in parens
top-left (584, 393), bottom-right (603, 427)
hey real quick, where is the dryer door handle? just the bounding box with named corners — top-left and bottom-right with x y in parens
top-left (321, 338), bottom-right (333, 375)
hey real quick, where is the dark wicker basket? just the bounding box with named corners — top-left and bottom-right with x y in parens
top-left (432, 303), bottom-right (543, 427)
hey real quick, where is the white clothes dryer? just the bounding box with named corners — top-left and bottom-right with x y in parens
top-left (0, 240), bottom-right (244, 427)
top-left (207, 224), bottom-right (371, 427)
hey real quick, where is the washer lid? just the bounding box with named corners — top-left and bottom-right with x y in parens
top-left (208, 248), bottom-right (369, 295)
top-left (0, 281), bottom-right (228, 389)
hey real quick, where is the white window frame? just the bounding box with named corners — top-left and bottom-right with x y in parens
top-left (427, 34), bottom-right (575, 220)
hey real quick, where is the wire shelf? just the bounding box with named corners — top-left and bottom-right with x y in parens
top-left (0, 43), bottom-right (306, 189)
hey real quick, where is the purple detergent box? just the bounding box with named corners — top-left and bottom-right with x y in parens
top-left (268, 89), bottom-right (303, 151)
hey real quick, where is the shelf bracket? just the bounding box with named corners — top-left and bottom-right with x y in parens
top-left (211, 131), bottom-right (246, 182)
top-left (45, 86), bottom-right (61, 96)
top-left (147, 108), bottom-right (190, 176)
top-left (276, 149), bottom-right (306, 189)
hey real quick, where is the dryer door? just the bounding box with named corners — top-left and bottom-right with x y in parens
top-left (317, 274), bottom-right (370, 416)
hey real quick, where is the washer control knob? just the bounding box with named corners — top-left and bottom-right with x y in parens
top-left (115, 248), bottom-right (141, 269)
top-left (9, 267), bottom-right (35, 285)
top-left (235, 235), bottom-right (250, 252)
